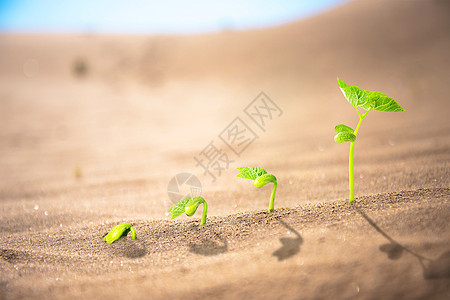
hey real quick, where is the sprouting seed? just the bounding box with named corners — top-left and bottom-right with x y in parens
top-left (168, 196), bottom-right (208, 225)
top-left (104, 223), bottom-right (137, 244)
top-left (237, 167), bottom-right (278, 213)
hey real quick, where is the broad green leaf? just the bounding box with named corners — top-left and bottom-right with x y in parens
top-left (254, 174), bottom-right (277, 188)
top-left (338, 77), bottom-right (404, 112)
top-left (337, 77), bottom-right (367, 108)
top-left (168, 197), bottom-right (190, 219)
top-left (104, 223), bottom-right (136, 244)
top-left (363, 91), bottom-right (404, 112)
top-left (237, 167), bottom-right (267, 180)
top-left (334, 132), bottom-right (356, 143)
top-left (335, 124), bottom-right (354, 134)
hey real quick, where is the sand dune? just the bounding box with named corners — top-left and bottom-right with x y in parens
top-left (0, 0), bottom-right (449, 298)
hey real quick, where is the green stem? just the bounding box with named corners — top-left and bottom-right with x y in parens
top-left (268, 182), bottom-right (277, 213)
top-left (348, 108), bottom-right (370, 203)
top-left (129, 226), bottom-right (137, 240)
top-left (201, 201), bottom-right (208, 226)
top-left (349, 141), bottom-right (355, 203)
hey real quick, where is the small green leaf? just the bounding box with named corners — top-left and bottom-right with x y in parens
top-left (334, 132), bottom-right (356, 143)
top-left (363, 91), bottom-right (404, 112)
top-left (337, 77), bottom-right (367, 108)
top-left (335, 124), bottom-right (354, 134)
top-left (254, 174), bottom-right (277, 188)
top-left (237, 167), bottom-right (267, 180)
top-left (104, 223), bottom-right (136, 244)
top-left (168, 197), bottom-right (190, 219)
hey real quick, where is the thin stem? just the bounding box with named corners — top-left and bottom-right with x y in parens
top-left (268, 182), bottom-right (277, 213)
top-left (349, 141), bottom-right (355, 203)
top-left (356, 107), bottom-right (362, 118)
top-left (354, 112), bottom-right (366, 135)
top-left (201, 201), bottom-right (208, 226)
top-left (348, 108), bottom-right (370, 203)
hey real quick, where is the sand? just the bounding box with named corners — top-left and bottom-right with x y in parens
top-left (0, 0), bottom-right (449, 299)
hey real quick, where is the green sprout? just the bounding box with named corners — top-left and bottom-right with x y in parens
top-left (237, 167), bottom-right (277, 213)
top-left (168, 196), bottom-right (208, 225)
top-left (104, 223), bottom-right (137, 244)
top-left (334, 77), bottom-right (404, 203)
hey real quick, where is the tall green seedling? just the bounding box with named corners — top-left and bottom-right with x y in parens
top-left (334, 77), bottom-right (404, 203)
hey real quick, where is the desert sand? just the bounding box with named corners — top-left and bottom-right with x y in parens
top-left (0, 0), bottom-right (449, 299)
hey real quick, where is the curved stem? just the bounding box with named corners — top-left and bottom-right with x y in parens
top-left (201, 201), bottom-right (208, 226)
top-left (129, 226), bottom-right (137, 240)
top-left (268, 182), bottom-right (277, 213)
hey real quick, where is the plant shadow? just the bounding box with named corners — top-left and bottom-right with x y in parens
top-left (420, 251), bottom-right (450, 279)
top-left (188, 233), bottom-right (228, 256)
top-left (355, 207), bottom-right (450, 280)
top-left (102, 231), bottom-right (147, 259)
top-left (272, 220), bottom-right (303, 261)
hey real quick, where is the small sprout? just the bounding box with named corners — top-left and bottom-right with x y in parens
top-left (334, 77), bottom-right (404, 203)
top-left (168, 196), bottom-right (208, 225)
top-left (237, 167), bottom-right (278, 213)
top-left (104, 223), bottom-right (137, 244)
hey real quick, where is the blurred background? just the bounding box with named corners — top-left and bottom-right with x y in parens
top-left (0, 0), bottom-right (449, 226)
top-left (0, 0), bottom-right (348, 34)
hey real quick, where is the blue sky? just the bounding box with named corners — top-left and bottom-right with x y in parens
top-left (0, 0), bottom-right (348, 34)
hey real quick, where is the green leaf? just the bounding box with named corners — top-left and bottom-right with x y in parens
top-left (254, 174), bottom-right (277, 188)
top-left (337, 77), bottom-right (404, 112)
top-left (104, 223), bottom-right (136, 244)
top-left (237, 167), bottom-right (267, 180)
top-left (337, 77), bottom-right (367, 108)
top-left (363, 91), bottom-right (404, 112)
top-left (334, 132), bottom-right (356, 143)
top-left (168, 197), bottom-right (190, 219)
top-left (335, 124), bottom-right (354, 134)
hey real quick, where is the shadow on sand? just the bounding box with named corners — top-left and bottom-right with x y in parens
top-left (356, 207), bottom-right (450, 280)
top-left (188, 233), bottom-right (228, 256)
top-left (273, 220), bottom-right (303, 261)
top-left (102, 230), bottom-right (147, 259)
top-left (110, 237), bottom-right (148, 258)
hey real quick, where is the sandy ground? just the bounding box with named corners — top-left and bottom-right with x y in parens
top-left (1, 0), bottom-right (449, 299)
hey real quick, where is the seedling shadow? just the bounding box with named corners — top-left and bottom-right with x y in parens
top-left (420, 251), bottom-right (450, 279)
top-left (356, 207), bottom-right (450, 280)
top-left (104, 235), bottom-right (147, 259)
top-left (188, 233), bottom-right (228, 256)
top-left (273, 220), bottom-right (303, 261)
